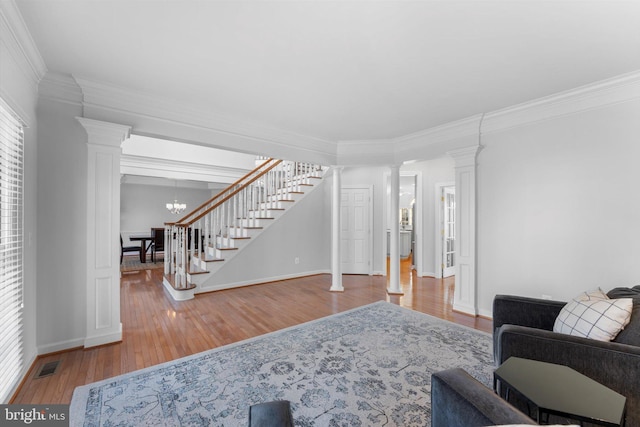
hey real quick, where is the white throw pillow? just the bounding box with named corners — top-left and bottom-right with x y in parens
top-left (572, 288), bottom-right (609, 301)
top-left (553, 293), bottom-right (632, 342)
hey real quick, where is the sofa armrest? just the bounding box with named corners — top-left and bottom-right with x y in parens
top-left (496, 324), bottom-right (640, 426)
top-left (431, 368), bottom-right (536, 427)
top-left (493, 295), bottom-right (566, 332)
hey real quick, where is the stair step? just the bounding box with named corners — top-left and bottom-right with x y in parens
top-left (164, 273), bottom-right (196, 291)
top-left (187, 264), bottom-right (209, 275)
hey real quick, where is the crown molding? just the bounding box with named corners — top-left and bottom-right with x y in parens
top-left (39, 72), bottom-right (83, 106)
top-left (0, 1), bottom-right (47, 85)
top-left (482, 70), bottom-right (640, 134)
top-left (336, 138), bottom-right (395, 166)
top-left (76, 117), bottom-right (132, 148)
top-left (120, 154), bottom-right (249, 184)
top-left (74, 76), bottom-right (337, 163)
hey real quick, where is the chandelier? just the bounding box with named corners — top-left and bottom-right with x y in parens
top-left (166, 200), bottom-right (186, 214)
top-left (166, 180), bottom-right (186, 214)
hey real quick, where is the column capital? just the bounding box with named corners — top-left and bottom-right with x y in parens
top-left (447, 145), bottom-right (482, 167)
top-left (76, 117), bottom-right (131, 147)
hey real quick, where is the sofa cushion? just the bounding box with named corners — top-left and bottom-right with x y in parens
top-left (553, 291), bottom-right (632, 342)
top-left (607, 286), bottom-right (640, 346)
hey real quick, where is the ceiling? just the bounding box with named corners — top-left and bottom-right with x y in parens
top-left (15, 0), bottom-right (640, 142)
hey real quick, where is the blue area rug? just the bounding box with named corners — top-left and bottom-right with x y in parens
top-left (70, 301), bottom-right (493, 426)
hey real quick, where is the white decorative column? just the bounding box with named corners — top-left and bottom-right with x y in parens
top-left (387, 165), bottom-right (403, 295)
top-left (330, 167), bottom-right (344, 291)
top-left (78, 117), bottom-right (131, 348)
top-left (448, 146), bottom-right (480, 316)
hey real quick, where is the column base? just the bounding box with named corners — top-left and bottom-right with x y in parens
top-left (329, 285), bottom-right (344, 292)
top-left (387, 287), bottom-right (404, 296)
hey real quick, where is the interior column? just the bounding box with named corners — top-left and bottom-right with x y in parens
top-left (330, 166), bottom-right (344, 292)
top-left (77, 117), bottom-right (131, 348)
top-left (387, 165), bottom-right (403, 295)
top-left (448, 146), bottom-right (480, 316)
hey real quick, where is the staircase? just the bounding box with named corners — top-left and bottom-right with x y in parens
top-left (162, 158), bottom-right (327, 301)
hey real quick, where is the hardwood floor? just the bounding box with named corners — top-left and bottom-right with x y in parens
top-left (12, 260), bottom-right (492, 405)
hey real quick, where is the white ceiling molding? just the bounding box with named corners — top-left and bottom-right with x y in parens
top-left (39, 72), bottom-right (83, 106)
top-left (393, 115), bottom-right (483, 164)
top-left (0, 0), bottom-right (47, 86)
top-left (74, 76), bottom-right (338, 165)
top-left (482, 70), bottom-right (640, 134)
top-left (120, 154), bottom-right (249, 184)
top-left (336, 69), bottom-right (640, 165)
top-left (120, 174), bottom-right (213, 190)
top-left (336, 138), bottom-right (395, 166)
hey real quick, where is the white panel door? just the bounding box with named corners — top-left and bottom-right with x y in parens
top-left (341, 187), bottom-right (371, 274)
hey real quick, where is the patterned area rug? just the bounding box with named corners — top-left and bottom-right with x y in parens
top-left (121, 255), bottom-right (164, 272)
top-left (70, 301), bottom-right (493, 426)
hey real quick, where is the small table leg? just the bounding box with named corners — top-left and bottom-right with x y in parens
top-left (139, 241), bottom-right (146, 263)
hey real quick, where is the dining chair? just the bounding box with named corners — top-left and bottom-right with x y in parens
top-left (151, 228), bottom-right (165, 263)
top-left (120, 234), bottom-right (142, 264)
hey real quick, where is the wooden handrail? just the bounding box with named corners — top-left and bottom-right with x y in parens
top-left (175, 158), bottom-right (283, 227)
top-left (167, 157), bottom-right (277, 226)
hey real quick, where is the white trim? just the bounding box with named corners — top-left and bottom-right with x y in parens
top-left (482, 70), bottom-right (640, 134)
top-left (196, 270), bottom-right (331, 294)
top-left (341, 185), bottom-right (374, 276)
top-left (162, 279), bottom-right (195, 301)
top-left (38, 72), bottom-right (83, 106)
top-left (83, 328), bottom-right (123, 349)
top-left (0, 1), bottom-right (47, 85)
top-left (37, 338), bottom-right (86, 355)
top-left (74, 76), bottom-right (337, 164)
top-left (434, 181), bottom-right (455, 279)
top-left (120, 154), bottom-right (250, 184)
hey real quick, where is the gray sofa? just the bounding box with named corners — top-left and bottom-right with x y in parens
top-left (493, 286), bottom-right (640, 427)
top-left (431, 368), bottom-right (535, 426)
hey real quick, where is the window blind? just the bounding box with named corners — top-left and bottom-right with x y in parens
top-left (0, 98), bottom-right (24, 403)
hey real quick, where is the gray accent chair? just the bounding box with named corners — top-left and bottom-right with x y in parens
top-left (493, 287), bottom-right (640, 427)
top-left (431, 368), bottom-right (536, 426)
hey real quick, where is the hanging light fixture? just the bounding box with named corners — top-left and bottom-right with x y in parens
top-left (166, 180), bottom-right (187, 214)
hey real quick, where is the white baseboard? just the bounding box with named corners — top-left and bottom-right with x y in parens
top-left (196, 270), bottom-right (331, 294)
top-left (37, 337), bottom-right (85, 355)
top-left (84, 325), bottom-right (123, 349)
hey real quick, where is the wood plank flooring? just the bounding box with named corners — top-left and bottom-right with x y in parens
top-left (12, 262), bottom-right (492, 405)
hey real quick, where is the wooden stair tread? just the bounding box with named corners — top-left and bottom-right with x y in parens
top-left (164, 273), bottom-right (197, 291)
top-left (216, 246), bottom-right (239, 251)
top-left (187, 265), bottom-right (209, 275)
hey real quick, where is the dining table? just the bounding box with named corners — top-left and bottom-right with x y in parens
top-left (128, 234), bottom-right (154, 263)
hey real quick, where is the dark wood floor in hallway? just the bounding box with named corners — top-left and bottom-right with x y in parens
top-left (12, 266), bottom-right (492, 405)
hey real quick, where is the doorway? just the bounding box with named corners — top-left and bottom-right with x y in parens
top-left (435, 183), bottom-right (456, 278)
top-left (384, 172), bottom-right (421, 278)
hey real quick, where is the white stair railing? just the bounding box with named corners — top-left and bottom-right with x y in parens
top-left (164, 158), bottom-right (324, 289)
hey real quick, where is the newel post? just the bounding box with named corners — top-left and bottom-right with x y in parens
top-left (77, 117), bottom-right (131, 348)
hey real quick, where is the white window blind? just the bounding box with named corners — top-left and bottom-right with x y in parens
top-left (0, 98), bottom-right (24, 403)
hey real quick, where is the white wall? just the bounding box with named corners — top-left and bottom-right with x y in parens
top-left (476, 98), bottom-right (640, 316)
top-left (204, 178), bottom-right (330, 287)
top-left (120, 183), bottom-right (214, 243)
top-left (36, 95), bottom-right (88, 352)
